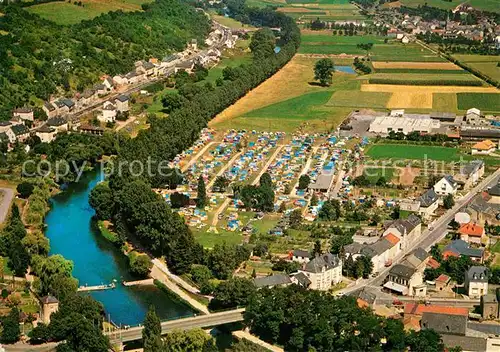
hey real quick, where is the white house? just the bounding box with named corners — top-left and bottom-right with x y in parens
top-left (383, 214), bottom-right (422, 250)
top-left (465, 266), bottom-right (488, 298)
top-left (401, 35), bottom-right (410, 43)
top-left (43, 102), bottom-right (58, 119)
top-left (433, 175), bottom-right (458, 196)
top-left (99, 101), bottom-right (117, 123)
top-left (297, 253), bottom-right (342, 291)
top-left (472, 140), bottom-right (497, 155)
top-left (0, 122), bottom-right (16, 144)
top-left (114, 95), bottom-right (129, 112)
top-left (36, 125), bottom-right (57, 143)
top-left (290, 249), bottom-right (310, 264)
top-left (12, 107), bottom-right (34, 122)
top-left (113, 75), bottom-right (128, 86)
top-left (454, 160), bottom-right (485, 190)
top-left (466, 108), bottom-right (482, 125)
top-left (418, 188), bottom-right (439, 219)
top-left (103, 77), bottom-right (114, 91)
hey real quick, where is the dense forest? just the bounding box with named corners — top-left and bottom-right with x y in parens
top-left (90, 0), bottom-right (301, 276)
top-left (0, 0), bottom-right (210, 118)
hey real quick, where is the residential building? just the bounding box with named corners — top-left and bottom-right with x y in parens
top-left (136, 60), bottom-right (156, 76)
top-left (487, 183), bottom-right (500, 204)
top-left (400, 247), bottom-right (429, 271)
top-left (253, 274), bottom-right (292, 289)
top-left (433, 175), bottom-right (458, 196)
top-left (93, 83), bottom-right (107, 96)
top-left (113, 75), bottom-right (128, 86)
top-left (421, 312), bottom-right (467, 335)
top-left (79, 125), bottom-right (104, 136)
top-left (383, 214), bottom-right (422, 249)
top-left (443, 239), bottom-right (484, 263)
top-left (114, 95), bottom-right (129, 112)
top-left (298, 253), bottom-right (342, 291)
top-left (12, 107), bottom-right (34, 122)
top-left (472, 139), bottom-right (497, 155)
top-left (99, 101), bottom-right (117, 123)
top-left (383, 263), bottom-right (425, 297)
top-left (36, 125), bottom-right (57, 143)
top-left (46, 117), bottom-right (68, 133)
top-left (465, 189), bottom-right (500, 226)
top-left (43, 101), bottom-right (58, 119)
top-left (404, 303), bottom-right (469, 320)
top-left (80, 89), bottom-right (97, 107)
top-left (11, 124), bottom-right (30, 143)
top-left (290, 272), bottom-right (311, 288)
top-left (458, 222), bottom-right (488, 246)
top-left (454, 160), bottom-right (484, 190)
top-left (40, 295), bottom-right (59, 324)
top-left (290, 249), bottom-right (310, 263)
top-left (465, 266), bottom-right (488, 298)
top-left (103, 76), bottom-right (114, 91)
top-left (418, 188), bottom-right (439, 219)
top-left (0, 121), bottom-right (16, 144)
top-left (353, 233), bottom-right (400, 273)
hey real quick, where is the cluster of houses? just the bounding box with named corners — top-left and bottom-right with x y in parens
top-left (379, 2), bottom-right (499, 44)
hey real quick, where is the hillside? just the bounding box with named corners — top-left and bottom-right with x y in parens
top-left (0, 0), bottom-right (210, 117)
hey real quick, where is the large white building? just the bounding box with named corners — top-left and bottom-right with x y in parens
top-left (297, 253), bottom-right (342, 291)
top-left (369, 116), bottom-right (440, 135)
top-left (465, 266), bottom-right (488, 298)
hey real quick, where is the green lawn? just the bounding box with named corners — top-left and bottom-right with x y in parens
top-left (27, 0), bottom-right (152, 25)
top-left (366, 144), bottom-right (461, 161)
top-left (193, 229), bottom-right (243, 248)
top-left (327, 90), bottom-right (391, 109)
top-left (457, 93), bottom-right (500, 112)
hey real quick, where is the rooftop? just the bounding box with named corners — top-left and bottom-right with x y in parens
top-left (472, 139), bottom-right (496, 151)
top-left (444, 239), bottom-right (483, 258)
top-left (458, 222), bottom-right (484, 237)
top-left (301, 253), bottom-right (340, 273)
top-left (421, 312), bottom-right (467, 335)
top-left (254, 274), bottom-right (291, 288)
top-left (467, 266), bottom-right (488, 282)
top-left (405, 304), bottom-right (468, 317)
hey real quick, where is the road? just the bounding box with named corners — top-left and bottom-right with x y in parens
top-left (181, 141), bottom-right (217, 173)
top-left (0, 188), bottom-right (14, 224)
top-left (341, 167), bottom-right (500, 294)
top-left (251, 145), bottom-right (284, 186)
top-left (107, 308), bottom-right (245, 343)
top-left (207, 151), bottom-right (243, 190)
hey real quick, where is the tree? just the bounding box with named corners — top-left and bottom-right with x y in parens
top-left (212, 176), bottom-right (230, 192)
top-left (298, 175), bottom-right (310, 190)
top-left (318, 199), bottom-right (341, 221)
top-left (314, 59), bottom-right (335, 86)
top-left (259, 172), bottom-right (273, 189)
top-left (22, 230), bottom-right (50, 256)
top-left (1, 307), bottom-right (20, 343)
top-left (289, 209), bottom-right (303, 228)
top-left (197, 175), bottom-right (207, 208)
top-left (190, 265), bottom-right (212, 286)
top-left (406, 329), bottom-right (444, 352)
top-left (443, 194), bottom-right (455, 209)
top-left (16, 182), bottom-right (34, 198)
top-left (89, 182), bottom-right (115, 220)
top-left (170, 192), bottom-right (190, 209)
top-left (310, 193), bottom-right (318, 206)
top-left (143, 306), bottom-right (162, 352)
top-left (51, 313), bottom-right (109, 351)
top-left (312, 240), bottom-right (321, 256)
top-left (208, 277), bottom-right (256, 310)
top-left (163, 329), bottom-right (216, 352)
top-left (129, 253), bottom-right (152, 278)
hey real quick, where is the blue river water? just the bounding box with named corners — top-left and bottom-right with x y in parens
top-left (44, 169), bottom-right (194, 326)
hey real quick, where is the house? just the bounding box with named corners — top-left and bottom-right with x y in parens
top-left (0, 122), bottom-right (16, 143)
top-left (12, 107), bottom-right (34, 122)
top-left (401, 247), bottom-right (429, 271)
top-left (175, 60), bottom-right (194, 73)
top-left (465, 266), bottom-right (488, 298)
top-left (114, 95), bottom-right (129, 112)
top-left (356, 234), bottom-right (400, 273)
top-left (433, 175), bottom-right (458, 196)
top-left (36, 125), bottom-right (57, 143)
top-left (404, 303), bottom-right (469, 320)
top-left (401, 35), bottom-right (410, 43)
top-left (298, 253), bottom-right (342, 291)
top-left (472, 140), bottom-right (496, 155)
top-left (418, 188), bottom-right (439, 219)
top-left (421, 312), bottom-right (467, 335)
top-left (54, 99), bottom-right (75, 115)
top-left (465, 190), bottom-right (500, 226)
top-left (136, 60), bottom-right (156, 76)
top-left (80, 89), bottom-right (97, 107)
top-left (454, 160), bottom-right (484, 190)
top-left (481, 291), bottom-right (499, 320)
top-left (290, 272), bottom-right (312, 288)
top-left (466, 108), bottom-right (482, 125)
top-left (99, 101), bottom-right (117, 123)
top-left (443, 239), bottom-right (484, 263)
top-left (93, 84), bottom-right (107, 96)
top-left (46, 117), bottom-right (68, 133)
top-left (43, 101), bottom-right (58, 119)
top-left (435, 274), bottom-right (451, 291)
top-left (383, 214), bottom-right (422, 249)
top-left (40, 295), bottom-right (59, 324)
top-left (79, 125), bottom-right (104, 136)
top-left (458, 222), bottom-right (488, 246)
top-left (103, 77), bottom-right (114, 91)
top-left (254, 274), bottom-right (292, 289)
top-left (290, 249), bottom-right (310, 263)
top-left (383, 263), bottom-right (425, 297)
top-left (113, 75), bottom-right (128, 86)
top-left (10, 124), bottom-right (30, 143)
top-left (125, 71), bottom-right (144, 85)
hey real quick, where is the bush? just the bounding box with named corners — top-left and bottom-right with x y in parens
top-left (16, 182), bottom-right (34, 198)
top-left (129, 252), bottom-right (152, 278)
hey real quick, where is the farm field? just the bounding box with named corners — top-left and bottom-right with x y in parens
top-left (326, 90), bottom-right (391, 109)
top-left (372, 61), bottom-right (461, 70)
top-left (210, 13), bottom-right (257, 30)
top-left (400, 0), bottom-right (500, 12)
top-left (457, 93), bottom-right (500, 112)
top-left (364, 73), bottom-right (482, 85)
top-left (453, 54), bottom-right (500, 82)
top-left (27, 0), bottom-right (151, 25)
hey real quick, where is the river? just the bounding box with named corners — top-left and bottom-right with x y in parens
top-left (44, 169), bottom-right (194, 326)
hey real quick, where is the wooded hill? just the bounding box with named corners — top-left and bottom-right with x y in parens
top-left (0, 0), bottom-right (210, 118)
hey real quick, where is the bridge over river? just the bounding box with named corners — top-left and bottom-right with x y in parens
top-left (106, 308), bottom-right (246, 343)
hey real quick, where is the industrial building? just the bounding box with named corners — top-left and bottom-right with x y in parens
top-left (369, 116), bottom-right (441, 135)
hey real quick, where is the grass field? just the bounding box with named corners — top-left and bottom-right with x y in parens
top-left (27, 0), bottom-right (151, 25)
top-left (372, 61), bottom-right (460, 70)
top-left (210, 13), bottom-right (257, 30)
top-left (366, 144), bottom-right (461, 161)
top-left (327, 90), bottom-right (391, 109)
top-left (457, 93), bottom-right (500, 112)
top-left (193, 229), bottom-right (243, 248)
top-left (364, 167), bottom-right (395, 183)
top-left (364, 73), bottom-right (481, 85)
top-left (432, 93), bottom-right (458, 111)
top-left (453, 54), bottom-right (500, 82)
top-left (400, 0), bottom-right (500, 12)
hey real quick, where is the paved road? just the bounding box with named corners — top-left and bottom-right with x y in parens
top-left (107, 308), bottom-right (245, 343)
top-left (341, 168), bottom-right (500, 294)
top-left (0, 188), bottom-right (14, 224)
